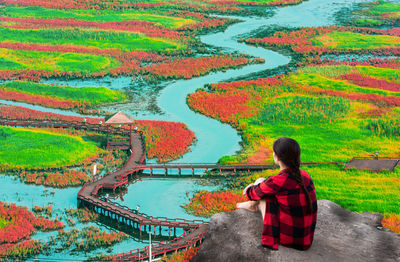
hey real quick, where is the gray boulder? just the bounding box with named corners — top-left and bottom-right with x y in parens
top-left (192, 200), bottom-right (400, 262)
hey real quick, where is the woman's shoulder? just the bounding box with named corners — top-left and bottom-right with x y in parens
top-left (300, 169), bottom-right (314, 183)
top-left (300, 169), bottom-right (310, 176)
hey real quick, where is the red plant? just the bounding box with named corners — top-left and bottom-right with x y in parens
top-left (0, 104), bottom-right (102, 124)
top-left (341, 74), bottom-right (400, 92)
top-left (65, 208), bottom-right (99, 223)
top-left (0, 202), bottom-right (64, 244)
top-left (135, 120), bottom-right (196, 162)
top-left (20, 170), bottom-right (91, 187)
top-left (0, 239), bottom-right (43, 259)
top-left (301, 85), bottom-right (400, 106)
top-left (144, 55), bottom-right (251, 79)
top-left (183, 190), bottom-right (247, 217)
top-left (188, 89), bottom-right (261, 126)
top-left (0, 17), bottom-right (182, 39)
top-left (245, 26), bottom-right (400, 58)
top-left (164, 246), bottom-right (200, 262)
top-left (187, 77), bottom-right (281, 127)
top-left (382, 214), bottom-right (400, 234)
top-left (0, 88), bottom-right (82, 109)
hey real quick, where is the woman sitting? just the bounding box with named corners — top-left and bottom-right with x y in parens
top-left (236, 137), bottom-right (318, 250)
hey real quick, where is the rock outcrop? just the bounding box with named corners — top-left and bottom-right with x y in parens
top-left (192, 200), bottom-right (400, 262)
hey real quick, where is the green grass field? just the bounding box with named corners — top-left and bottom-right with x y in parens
top-left (0, 27), bottom-right (183, 52)
top-left (229, 164), bottom-right (400, 215)
top-left (289, 73), bottom-right (400, 97)
top-left (312, 31), bottom-right (400, 50)
top-left (365, 1), bottom-right (400, 17)
top-left (0, 48), bottom-right (121, 73)
top-left (0, 6), bottom-right (197, 29)
top-left (0, 126), bottom-right (101, 170)
top-left (310, 164), bottom-right (400, 214)
top-left (1, 81), bottom-right (129, 106)
top-left (244, 119), bottom-right (400, 162)
top-left (299, 64), bottom-right (400, 84)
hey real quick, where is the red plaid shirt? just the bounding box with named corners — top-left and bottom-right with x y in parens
top-left (246, 168), bottom-right (317, 250)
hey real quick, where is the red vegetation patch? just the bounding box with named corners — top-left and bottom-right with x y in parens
top-left (0, 42), bottom-right (167, 81)
top-left (65, 208), bottom-right (99, 223)
top-left (163, 246), bottom-right (200, 262)
top-left (135, 120), bottom-right (196, 162)
top-left (20, 170), bottom-right (91, 188)
top-left (0, 202), bottom-right (64, 244)
top-left (0, 104), bottom-right (102, 124)
top-left (188, 78), bottom-right (282, 127)
top-left (0, 0), bottom-right (155, 10)
top-left (144, 55), bottom-right (251, 79)
top-left (0, 17), bottom-right (182, 39)
top-left (301, 85), bottom-right (400, 106)
top-left (56, 225), bottom-right (128, 251)
top-left (188, 89), bottom-right (261, 126)
top-left (341, 74), bottom-right (400, 92)
top-left (0, 239), bottom-right (43, 259)
top-left (0, 88), bottom-right (81, 109)
top-left (183, 191), bottom-right (247, 217)
top-left (382, 214), bottom-right (400, 234)
top-left (246, 26), bottom-right (400, 56)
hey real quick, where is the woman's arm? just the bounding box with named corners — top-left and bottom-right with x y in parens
top-left (241, 177), bottom-right (266, 196)
top-left (245, 175), bottom-right (282, 201)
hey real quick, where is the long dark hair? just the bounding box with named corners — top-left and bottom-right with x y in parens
top-left (273, 137), bottom-right (313, 214)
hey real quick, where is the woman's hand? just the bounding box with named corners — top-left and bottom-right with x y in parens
top-left (243, 178), bottom-right (266, 196)
top-left (254, 177), bottom-right (266, 185)
top-left (243, 183), bottom-right (254, 196)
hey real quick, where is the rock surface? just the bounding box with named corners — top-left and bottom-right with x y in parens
top-left (192, 200), bottom-right (400, 262)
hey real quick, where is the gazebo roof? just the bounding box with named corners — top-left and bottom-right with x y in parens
top-left (105, 111), bottom-right (135, 125)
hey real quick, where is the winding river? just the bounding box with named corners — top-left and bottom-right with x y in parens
top-left (1, 0), bottom-right (368, 259)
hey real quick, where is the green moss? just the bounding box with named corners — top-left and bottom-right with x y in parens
top-left (0, 127), bottom-right (101, 170)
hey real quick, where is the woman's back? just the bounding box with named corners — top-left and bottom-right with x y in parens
top-left (245, 168), bottom-right (317, 250)
top-left (272, 169), bottom-right (317, 250)
top-left (238, 137), bottom-right (318, 251)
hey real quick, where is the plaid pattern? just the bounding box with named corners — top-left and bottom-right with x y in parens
top-left (246, 168), bottom-right (317, 250)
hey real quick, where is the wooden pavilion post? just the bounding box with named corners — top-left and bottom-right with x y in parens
top-left (130, 124), bottom-right (133, 146)
top-left (106, 125), bottom-right (110, 150)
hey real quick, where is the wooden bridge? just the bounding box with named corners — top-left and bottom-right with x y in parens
top-left (1, 118), bottom-right (398, 261)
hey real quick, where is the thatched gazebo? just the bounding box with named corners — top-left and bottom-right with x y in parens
top-left (104, 111), bottom-right (135, 150)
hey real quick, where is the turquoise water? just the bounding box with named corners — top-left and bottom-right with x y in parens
top-left (1, 0), bottom-right (371, 259)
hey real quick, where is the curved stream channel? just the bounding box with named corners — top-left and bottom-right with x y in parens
top-left (1, 0), bottom-right (367, 260)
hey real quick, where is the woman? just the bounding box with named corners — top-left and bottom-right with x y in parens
top-left (236, 137), bottom-right (317, 250)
